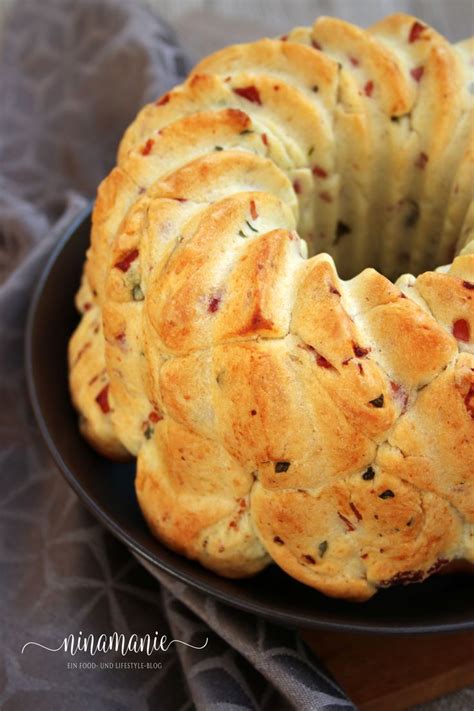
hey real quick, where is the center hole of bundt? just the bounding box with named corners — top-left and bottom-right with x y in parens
top-left (301, 197), bottom-right (451, 283)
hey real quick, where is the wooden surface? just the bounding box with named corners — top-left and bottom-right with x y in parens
top-left (301, 629), bottom-right (474, 710)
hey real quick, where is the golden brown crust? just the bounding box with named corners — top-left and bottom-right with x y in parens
top-left (68, 14), bottom-right (474, 598)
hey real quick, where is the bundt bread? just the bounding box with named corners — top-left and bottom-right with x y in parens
top-left (68, 14), bottom-right (474, 600)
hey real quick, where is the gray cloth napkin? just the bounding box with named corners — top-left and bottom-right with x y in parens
top-left (0, 1), bottom-right (356, 709)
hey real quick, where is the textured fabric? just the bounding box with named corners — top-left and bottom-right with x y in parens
top-left (148, 560), bottom-right (355, 711)
top-left (0, 1), bottom-right (355, 709)
top-left (143, 0), bottom-right (473, 64)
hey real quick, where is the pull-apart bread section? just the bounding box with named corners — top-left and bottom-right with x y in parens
top-left (69, 14), bottom-right (473, 599)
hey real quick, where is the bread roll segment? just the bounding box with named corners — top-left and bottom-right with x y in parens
top-left (69, 15), bottom-right (474, 600)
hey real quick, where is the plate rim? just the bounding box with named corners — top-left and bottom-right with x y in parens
top-left (24, 207), bottom-right (474, 635)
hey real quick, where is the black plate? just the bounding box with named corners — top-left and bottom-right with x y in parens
top-left (25, 207), bottom-right (474, 634)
